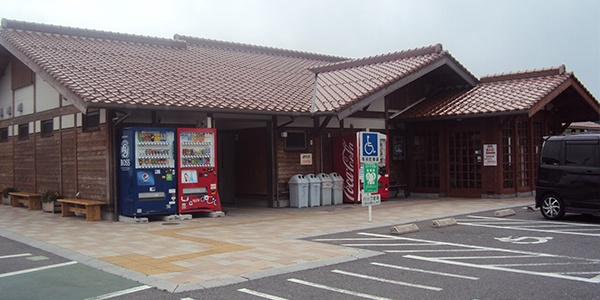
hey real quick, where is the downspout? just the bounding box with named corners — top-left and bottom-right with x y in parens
top-left (112, 111), bottom-right (130, 221)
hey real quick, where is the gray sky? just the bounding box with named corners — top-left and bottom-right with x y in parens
top-left (2, 0), bottom-right (599, 99)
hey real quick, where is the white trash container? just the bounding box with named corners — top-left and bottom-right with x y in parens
top-left (306, 174), bottom-right (321, 207)
top-left (317, 173), bottom-right (333, 206)
top-left (288, 174), bottom-right (309, 208)
top-left (329, 172), bottom-right (344, 205)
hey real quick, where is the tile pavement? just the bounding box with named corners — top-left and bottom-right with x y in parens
top-left (0, 196), bottom-right (534, 292)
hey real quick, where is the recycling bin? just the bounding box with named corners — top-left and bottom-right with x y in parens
top-left (329, 172), bottom-right (344, 205)
top-left (317, 173), bottom-right (333, 206)
top-left (305, 174), bottom-right (321, 207)
top-left (288, 174), bottom-right (309, 208)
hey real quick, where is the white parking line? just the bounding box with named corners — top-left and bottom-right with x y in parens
top-left (0, 253), bottom-right (31, 259)
top-left (435, 255), bottom-right (538, 260)
top-left (288, 278), bottom-right (393, 300)
top-left (82, 285), bottom-right (151, 300)
top-left (0, 261), bottom-right (77, 278)
top-left (238, 288), bottom-right (290, 300)
top-left (341, 243), bottom-right (436, 247)
top-left (313, 238), bottom-right (397, 241)
top-left (385, 249), bottom-right (488, 254)
top-left (371, 262), bottom-right (479, 280)
top-left (406, 254), bottom-right (600, 284)
top-left (331, 269), bottom-right (442, 291)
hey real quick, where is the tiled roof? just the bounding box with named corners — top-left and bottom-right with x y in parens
top-left (0, 19), bottom-right (475, 115)
top-left (569, 121), bottom-right (600, 130)
top-left (399, 66), bottom-right (578, 119)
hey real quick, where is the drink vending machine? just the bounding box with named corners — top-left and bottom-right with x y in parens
top-left (333, 132), bottom-right (389, 203)
top-left (177, 128), bottom-right (222, 213)
top-left (118, 127), bottom-right (178, 217)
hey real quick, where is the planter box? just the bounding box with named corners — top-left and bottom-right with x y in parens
top-left (42, 201), bottom-right (61, 213)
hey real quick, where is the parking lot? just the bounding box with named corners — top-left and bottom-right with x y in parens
top-left (172, 207), bottom-right (600, 300)
top-left (0, 236), bottom-right (149, 300)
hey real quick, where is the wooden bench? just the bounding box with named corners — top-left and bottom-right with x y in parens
top-left (389, 176), bottom-right (409, 198)
top-left (57, 198), bottom-right (104, 221)
top-left (9, 192), bottom-right (42, 210)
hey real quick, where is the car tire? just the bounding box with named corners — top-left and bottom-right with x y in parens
top-left (540, 194), bottom-right (565, 220)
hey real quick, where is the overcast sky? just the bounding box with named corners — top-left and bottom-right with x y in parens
top-left (2, 0), bottom-right (599, 99)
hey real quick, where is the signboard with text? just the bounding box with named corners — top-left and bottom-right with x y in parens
top-left (361, 193), bottom-right (381, 206)
top-left (363, 163), bottom-right (378, 193)
top-left (483, 144), bottom-right (497, 166)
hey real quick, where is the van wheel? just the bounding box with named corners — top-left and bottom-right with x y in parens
top-left (540, 195), bottom-right (565, 220)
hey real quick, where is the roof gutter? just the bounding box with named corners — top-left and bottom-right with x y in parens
top-left (87, 102), bottom-right (336, 118)
top-left (394, 110), bottom-right (531, 123)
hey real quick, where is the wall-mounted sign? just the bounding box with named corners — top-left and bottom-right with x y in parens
top-left (392, 136), bottom-right (405, 160)
top-left (300, 153), bottom-right (312, 165)
top-left (483, 144), bottom-right (497, 166)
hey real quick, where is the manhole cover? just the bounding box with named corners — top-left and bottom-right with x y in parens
top-left (162, 222), bottom-right (180, 226)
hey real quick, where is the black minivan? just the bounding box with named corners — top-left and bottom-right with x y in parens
top-left (535, 133), bottom-right (600, 220)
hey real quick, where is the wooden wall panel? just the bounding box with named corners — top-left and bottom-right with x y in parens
top-left (14, 138), bottom-right (35, 193)
top-left (35, 133), bottom-right (60, 193)
top-left (61, 128), bottom-right (77, 198)
top-left (0, 139), bottom-right (14, 189)
top-left (76, 125), bottom-right (108, 202)
top-left (276, 129), bottom-right (315, 198)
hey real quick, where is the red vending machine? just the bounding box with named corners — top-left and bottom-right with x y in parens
top-left (333, 132), bottom-right (389, 203)
top-left (177, 128), bottom-right (222, 213)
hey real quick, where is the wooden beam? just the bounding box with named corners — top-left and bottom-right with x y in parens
top-left (349, 111), bottom-right (386, 119)
top-left (318, 115), bottom-right (333, 134)
top-left (0, 106), bottom-right (80, 128)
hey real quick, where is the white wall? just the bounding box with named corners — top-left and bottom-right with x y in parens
top-left (35, 75), bottom-right (60, 112)
top-left (0, 62), bottom-right (12, 120)
top-left (14, 85), bottom-right (34, 117)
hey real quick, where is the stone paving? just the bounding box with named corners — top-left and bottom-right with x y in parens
top-left (0, 196), bottom-right (534, 292)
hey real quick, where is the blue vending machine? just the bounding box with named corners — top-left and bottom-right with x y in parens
top-left (118, 127), bottom-right (178, 217)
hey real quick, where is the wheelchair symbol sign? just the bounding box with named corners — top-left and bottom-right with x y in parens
top-left (360, 132), bottom-right (379, 163)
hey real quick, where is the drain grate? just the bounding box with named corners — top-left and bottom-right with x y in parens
top-left (161, 222), bottom-right (180, 226)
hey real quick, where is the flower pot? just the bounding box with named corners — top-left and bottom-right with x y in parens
top-left (2, 195), bottom-right (10, 205)
top-left (42, 201), bottom-right (61, 213)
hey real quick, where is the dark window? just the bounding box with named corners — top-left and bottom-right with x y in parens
top-left (565, 142), bottom-right (597, 167)
top-left (540, 140), bottom-right (561, 165)
top-left (18, 124), bottom-right (29, 140)
top-left (285, 131), bottom-right (306, 151)
top-left (83, 111), bottom-right (100, 132)
top-left (0, 128), bottom-right (8, 142)
top-left (41, 119), bottom-right (54, 137)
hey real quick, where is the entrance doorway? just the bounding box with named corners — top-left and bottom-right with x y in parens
top-left (449, 130), bottom-right (482, 197)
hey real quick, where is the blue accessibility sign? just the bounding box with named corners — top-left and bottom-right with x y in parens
top-left (359, 132), bottom-right (379, 163)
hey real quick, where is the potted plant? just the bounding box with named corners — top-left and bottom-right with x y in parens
top-left (41, 190), bottom-right (61, 213)
top-left (2, 187), bottom-right (16, 205)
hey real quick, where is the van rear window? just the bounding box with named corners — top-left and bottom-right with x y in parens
top-left (540, 140), bottom-right (561, 165)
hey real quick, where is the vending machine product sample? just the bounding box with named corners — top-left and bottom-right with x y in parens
top-left (177, 128), bottom-right (222, 213)
top-left (118, 127), bottom-right (178, 217)
top-left (333, 132), bottom-right (389, 203)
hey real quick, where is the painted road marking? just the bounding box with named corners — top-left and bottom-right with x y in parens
top-left (405, 254), bottom-right (600, 284)
top-left (82, 285), bottom-right (152, 300)
top-left (331, 269), bottom-right (442, 291)
top-left (238, 288), bottom-right (290, 300)
top-left (0, 261), bottom-right (77, 278)
top-left (494, 236), bottom-right (553, 244)
top-left (371, 262), bottom-right (479, 280)
top-left (0, 253), bottom-right (31, 259)
top-left (288, 278), bottom-right (393, 300)
top-left (385, 249), bottom-right (488, 253)
top-left (459, 216), bottom-right (600, 237)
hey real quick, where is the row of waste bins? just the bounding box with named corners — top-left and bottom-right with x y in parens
top-left (288, 172), bottom-right (344, 208)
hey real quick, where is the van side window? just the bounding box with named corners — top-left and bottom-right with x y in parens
top-left (565, 142), bottom-right (597, 167)
top-left (540, 140), bottom-right (561, 165)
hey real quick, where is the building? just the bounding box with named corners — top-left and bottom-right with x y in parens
top-left (0, 19), bottom-right (597, 219)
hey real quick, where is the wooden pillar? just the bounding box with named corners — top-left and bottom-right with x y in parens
top-left (313, 116), bottom-right (321, 174)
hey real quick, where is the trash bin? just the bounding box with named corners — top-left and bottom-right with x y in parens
top-left (329, 172), bottom-right (344, 205)
top-left (305, 174), bottom-right (321, 207)
top-left (317, 173), bottom-right (333, 206)
top-left (288, 174), bottom-right (309, 208)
